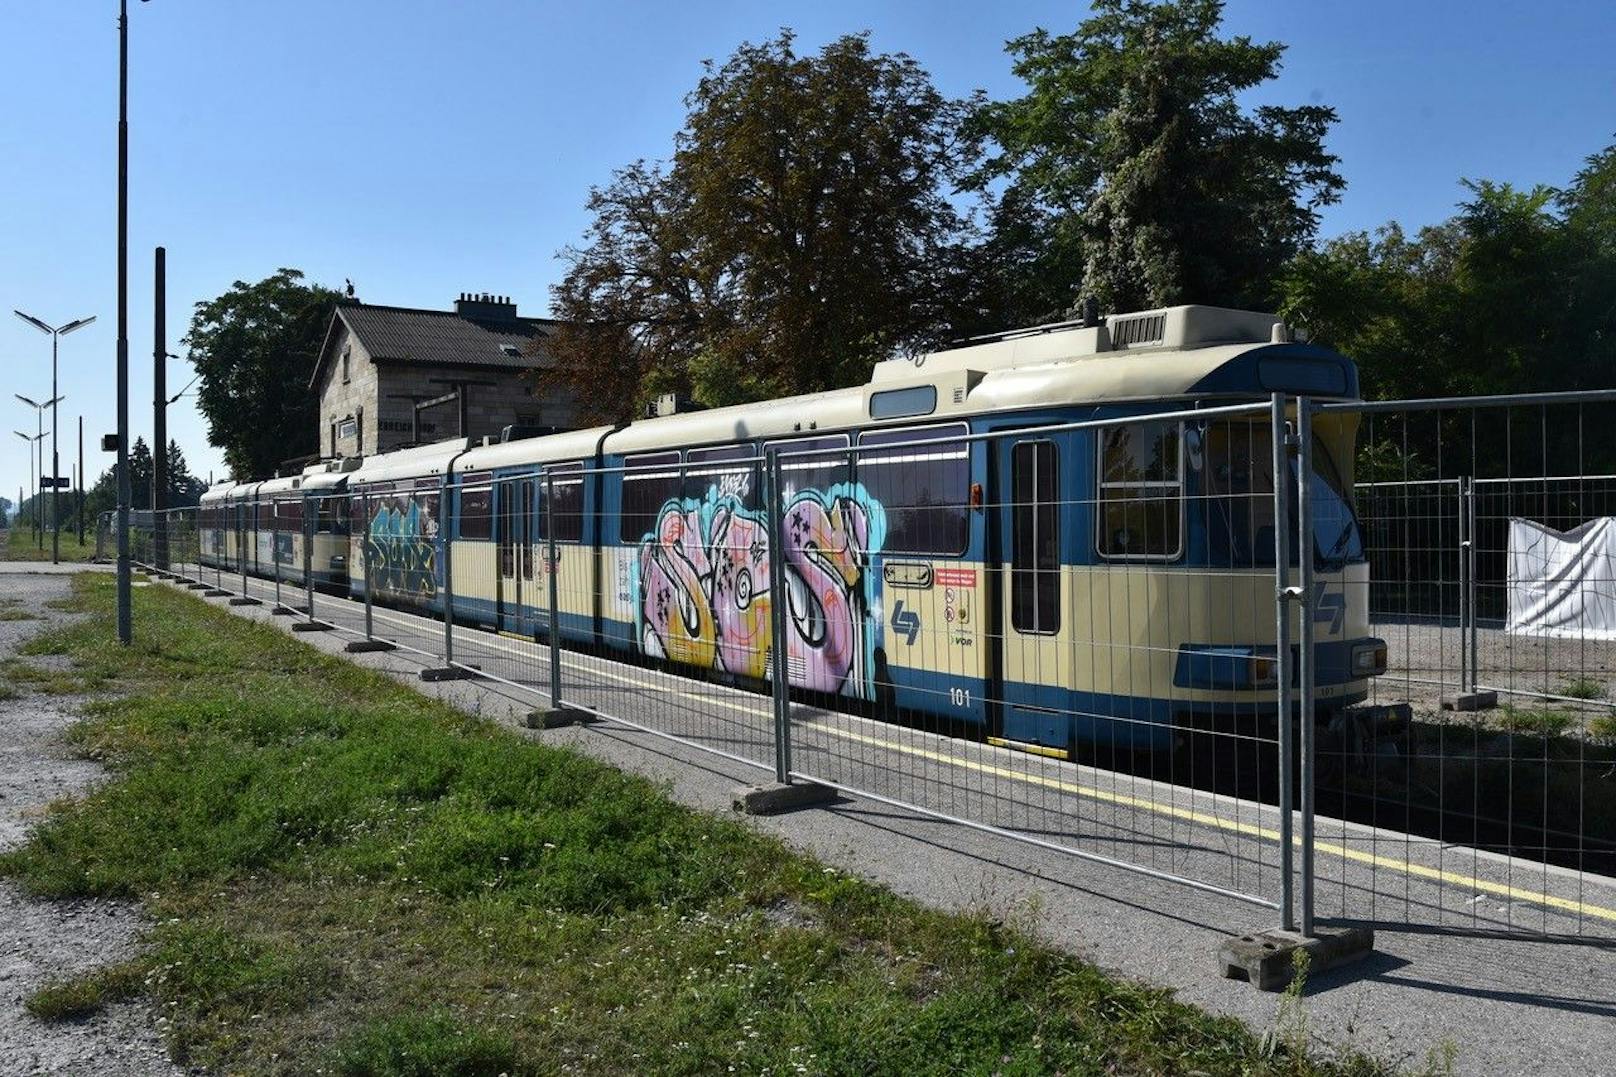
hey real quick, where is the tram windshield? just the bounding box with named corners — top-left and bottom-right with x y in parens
top-left (1195, 420), bottom-right (1363, 568)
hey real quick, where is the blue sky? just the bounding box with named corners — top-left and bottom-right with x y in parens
top-left (1, 0), bottom-right (1612, 498)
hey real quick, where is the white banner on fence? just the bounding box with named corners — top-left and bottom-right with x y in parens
top-left (1507, 516), bottom-right (1616, 639)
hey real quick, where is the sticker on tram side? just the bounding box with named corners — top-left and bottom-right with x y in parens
top-left (633, 480), bottom-right (889, 698)
top-left (934, 567), bottom-right (977, 588)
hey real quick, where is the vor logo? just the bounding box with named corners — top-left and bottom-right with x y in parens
top-left (892, 601), bottom-right (921, 646)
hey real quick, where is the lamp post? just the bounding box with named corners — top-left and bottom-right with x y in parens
top-left (14, 395), bottom-right (63, 554)
top-left (16, 312), bottom-right (95, 565)
top-left (13, 429), bottom-right (46, 549)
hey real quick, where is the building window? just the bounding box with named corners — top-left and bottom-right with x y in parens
top-left (338, 416), bottom-right (357, 441)
top-left (356, 406), bottom-right (364, 453)
top-left (341, 348), bottom-right (351, 385)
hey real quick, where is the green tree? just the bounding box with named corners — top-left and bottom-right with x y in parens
top-left (186, 269), bottom-right (340, 478)
top-left (545, 32), bottom-right (979, 420)
top-left (82, 438), bottom-right (205, 517)
top-left (1279, 148), bottom-right (1616, 402)
top-left (1280, 142), bottom-right (1616, 474)
top-left (968, 0), bottom-right (1342, 323)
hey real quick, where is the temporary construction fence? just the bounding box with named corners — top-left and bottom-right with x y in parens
top-left (129, 389), bottom-right (1616, 945)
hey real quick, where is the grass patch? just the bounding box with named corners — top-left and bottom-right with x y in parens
top-left (329, 1011), bottom-right (520, 1077)
top-left (26, 961), bottom-right (146, 1021)
top-left (2, 525), bottom-right (98, 563)
top-left (1559, 678), bottom-right (1607, 701)
top-left (0, 607), bottom-right (40, 621)
top-left (1499, 705), bottom-right (1578, 737)
top-left (1589, 715), bottom-right (1616, 745)
top-left (1, 574), bottom-right (1395, 1075)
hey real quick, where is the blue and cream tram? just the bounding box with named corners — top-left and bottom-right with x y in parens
top-left (210, 305), bottom-right (1386, 754)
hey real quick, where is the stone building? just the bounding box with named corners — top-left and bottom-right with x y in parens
top-left (309, 292), bottom-right (579, 458)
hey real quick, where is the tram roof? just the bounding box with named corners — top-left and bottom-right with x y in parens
top-left (595, 306), bottom-right (1353, 457)
top-left (347, 437), bottom-right (473, 486)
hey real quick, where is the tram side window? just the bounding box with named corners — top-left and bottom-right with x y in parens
top-left (857, 424), bottom-right (970, 556)
top-left (537, 464), bottom-right (585, 543)
top-left (685, 445), bottom-right (758, 510)
top-left (460, 476), bottom-right (493, 540)
top-left (766, 435), bottom-right (852, 503)
top-left (1097, 422), bottom-right (1182, 559)
top-left (1012, 440), bottom-right (1060, 634)
top-left (620, 452), bottom-right (681, 542)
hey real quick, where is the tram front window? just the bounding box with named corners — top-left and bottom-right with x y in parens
top-left (1198, 421), bottom-right (1363, 568)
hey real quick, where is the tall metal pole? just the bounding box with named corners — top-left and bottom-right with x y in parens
top-left (1270, 393), bottom-right (1295, 933)
top-left (35, 410), bottom-right (44, 552)
top-left (1296, 397), bottom-right (1317, 937)
top-left (115, 0), bottom-right (133, 643)
top-left (153, 246), bottom-right (168, 569)
top-left (77, 416), bottom-right (84, 545)
top-left (50, 332), bottom-right (59, 564)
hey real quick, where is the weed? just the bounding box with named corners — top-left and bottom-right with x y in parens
top-left (1559, 678), bottom-right (1607, 701)
top-left (1499, 705), bottom-right (1576, 737)
top-left (26, 961), bottom-right (146, 1021)
top-left (1590, 715), bottom-right (1616, 745)
top-left (0, 608), bottom-right (38, 621)
top-left (329, 1011), bottom-right (521, 1077)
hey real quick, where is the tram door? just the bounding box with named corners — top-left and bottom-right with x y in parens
top-left (496, 478), bottom-right (532, 634)
top-left (992, 433), bottom-right (1072, 752)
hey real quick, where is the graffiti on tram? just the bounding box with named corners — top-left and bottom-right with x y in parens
top-left (365, 490), bottom-right (440, 599)
top-left (634, 475), bottom-right (887, 699)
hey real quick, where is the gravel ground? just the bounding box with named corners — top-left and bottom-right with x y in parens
top-left (1374, 616), bottom-right (1616, 716)
top-left (0, 574), bottom-right (184, 1077)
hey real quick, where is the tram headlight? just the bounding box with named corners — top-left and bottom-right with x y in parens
top-left (1249, 655), bottom-right (1278, 686)
top-left (1351, 641), bottom-right (1387, 677)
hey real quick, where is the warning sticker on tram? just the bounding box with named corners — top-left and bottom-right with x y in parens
top-left (934, 568), bottom-right (976, 588)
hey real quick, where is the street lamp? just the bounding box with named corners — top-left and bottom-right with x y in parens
top-left (14, 394), bottom-right (64, 554)
top-left (16, 311), bottom-right (95, 565)
top-left (14, 431), bottom-right (45, 541)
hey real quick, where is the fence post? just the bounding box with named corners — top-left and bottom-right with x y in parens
top-left (526, 469), bottom-right (583, 728)
top-left (345, 491), bottom-right (393, 652)
top-left (227, 501), bottom-right (261, 607)
top-left (1270, 393), bottom-right (1295, 933)
top-left (1466, 475), bottom-right (1479, 693)
top-left (546, 470), bottom-right (563, 706)
top-left (1457, 476), bottom-right (1470, 695)
top-left (766, 448), bottom-right (792, 784)
top-left (1295, 397), bottom-right (1317, 937)
top-left (420, 478), bottom-right (467, 676)
top-left (291, 494), bottom-right (329, 632)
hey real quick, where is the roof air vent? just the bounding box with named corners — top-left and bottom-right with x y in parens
top-left (1109, 313), bottom-right (1166, 349)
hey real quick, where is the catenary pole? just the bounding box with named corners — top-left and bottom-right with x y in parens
top-left (153, 246), bottom-right (167, 569)
top-left (114, 0), bottom-right (133, 643)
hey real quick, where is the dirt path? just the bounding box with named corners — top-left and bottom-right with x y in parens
top-left (0, 574), bottom-right (183, 1076)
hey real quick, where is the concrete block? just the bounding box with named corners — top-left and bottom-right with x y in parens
top-left (344, 639), bottom-right (397, 653)
top-left (227, 597), bottom-right (261, 607)
top-left (203, 589), bottom-right (231, 598)
top-left (732, 781), bottom-right (837, 816)
top-left (271, 606), bottom-right (299, 616)
top-left (1441, 690), bottom-right (1499, 712)
top-left (524, 706), bottom-right (592, 729)
top-left (1218, 926), bottom-right (1374, 991)
top-left (290, 621), bottom-right (333, 633)
top-left (185, 582), bottom-right (210, 590)
top-left (420, 664), bottom-right (479, 682)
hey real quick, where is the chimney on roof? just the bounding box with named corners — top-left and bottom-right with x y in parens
top-left (455, 292), bottom-right (519, 321)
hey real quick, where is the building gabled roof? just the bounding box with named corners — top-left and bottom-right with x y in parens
top-left (310, 301), bottom-right (563, 389)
